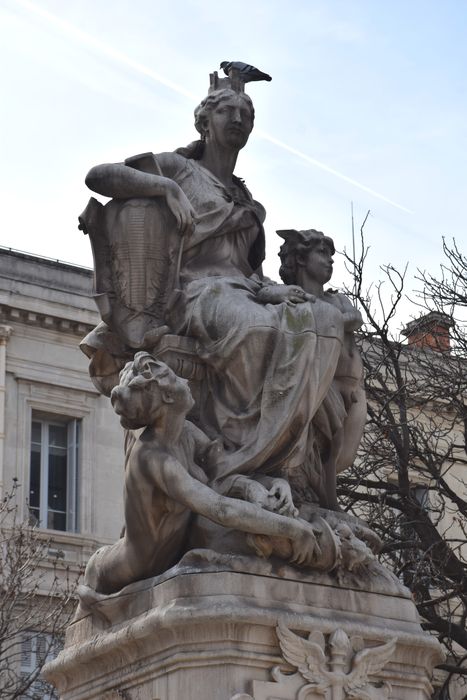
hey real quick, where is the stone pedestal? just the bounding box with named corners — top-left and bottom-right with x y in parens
top-left (43, 555), bottom-right (443, 700)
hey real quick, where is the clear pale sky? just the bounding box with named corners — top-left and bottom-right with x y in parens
top-left (2, 0), bottom-right (466, 327)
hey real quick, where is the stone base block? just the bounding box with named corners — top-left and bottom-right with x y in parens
top-left (44, 557), bottom-right (443, 700)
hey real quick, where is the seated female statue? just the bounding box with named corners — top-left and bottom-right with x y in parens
top-left (84, 83), bottom-right (348, 506)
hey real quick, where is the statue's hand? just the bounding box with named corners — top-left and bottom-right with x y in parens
top-left (165, 181), bottom-right (196, 235)
top-left (342, 309), bottom-right (363, 332)
top-left (244, 480), bottom-right (274, 509)
top-left (266, 479), bottom-right (299, 517)
top-left (245, 478), bottom-right (298, 518)
top-left (257, 284), bottom-right (315, 306)
top-left (290, 521), bottom-right (321, 567)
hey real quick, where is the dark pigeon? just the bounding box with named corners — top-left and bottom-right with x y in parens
top-left (220, 61), bottom-right (272, 83)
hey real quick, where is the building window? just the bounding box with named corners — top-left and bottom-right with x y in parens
top-left (29, 415), bottom-right (80, 532)
top-left (412, 484), bottom-right (430, 511)
top-left (20, 631), bottom-right (62, 699)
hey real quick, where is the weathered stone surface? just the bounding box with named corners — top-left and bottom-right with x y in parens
top-left (82, 353), bottom-right (344, 596)
top-left (44, 569), bottom-right (443, 700)
top-left (78, 69), bottom-right (367, 578)
top-left (42, 65), bottom-right (444, 700)
top-left (0, 249), bottom-right (124, 544)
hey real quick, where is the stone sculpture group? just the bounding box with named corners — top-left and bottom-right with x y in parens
top-left (79, 64), bottom-right (378, 596)
top-left (41, 63), bottom-right (445, 700)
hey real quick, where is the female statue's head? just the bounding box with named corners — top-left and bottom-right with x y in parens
top-left (278, 229), bottom-right (335, 286)
top-left (194, 88), bottom-right (255, 138)
top-left (176, 88), bottom-right (255, 160)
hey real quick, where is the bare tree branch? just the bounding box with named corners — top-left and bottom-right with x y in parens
top-left (0, 481), bottom-right (82, 699)
top-left (340, 231), bottom-right (467, 696)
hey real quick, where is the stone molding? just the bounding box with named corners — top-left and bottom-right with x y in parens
top-left (43, 570), bottom-right (444, 699)
top-left (0, 303), bottom-right (94, 336)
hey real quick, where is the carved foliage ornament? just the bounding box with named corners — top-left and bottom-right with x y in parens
top-left (231, 625), bottom-right (396, 700)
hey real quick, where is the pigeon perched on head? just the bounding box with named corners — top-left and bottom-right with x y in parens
top-left (220, 61), bottom-right (272, 83)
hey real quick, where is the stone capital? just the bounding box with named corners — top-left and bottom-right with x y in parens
top-left (0, 325), bottom-right (12, 343)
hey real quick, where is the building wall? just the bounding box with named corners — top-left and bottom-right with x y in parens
top-left (0, 248), bottom-right (124, 557)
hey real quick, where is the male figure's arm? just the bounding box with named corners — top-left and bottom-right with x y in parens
top-left (143, 450), bottom-right (318, 567)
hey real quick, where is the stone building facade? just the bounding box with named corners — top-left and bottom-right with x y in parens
top-left (0, 247), bottom-right (124, 544)
top-left (0, 247), bottom-right (125, 696)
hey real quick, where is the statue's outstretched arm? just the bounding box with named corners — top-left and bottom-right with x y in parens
top-left (85, 162), bottom-right (171, 198)
top-left (154, 455), bottom-right (319, 567)
top-left (85, 163), bottom-right (194, 234)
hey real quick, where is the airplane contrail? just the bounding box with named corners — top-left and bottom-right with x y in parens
top-left (12, 0), bottom-right (198, 101)
top-left (256, 131), bottom-right (413, 213)
top-left (13, 0), bottom-right (413, 214)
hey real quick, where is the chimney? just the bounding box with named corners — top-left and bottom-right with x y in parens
top-left (401, 311), bottom-right (454, 352)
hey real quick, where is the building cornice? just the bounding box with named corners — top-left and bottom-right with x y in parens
top-left (0, 303), bottom-right (95, 337)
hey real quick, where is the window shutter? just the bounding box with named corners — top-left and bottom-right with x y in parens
top-left (20, 632), bottom-right (62, 699)
top-left (20, 633), bottom-right (33, 671)
top-left (66, 419), bottom-right (80, 533)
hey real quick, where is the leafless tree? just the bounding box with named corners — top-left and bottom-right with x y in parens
top-left (418, 237), bottom-right (467, 357)
top-left (0, 480), bottom-right (81, 699)
top-left (338, 227), bottom-right (467, 700)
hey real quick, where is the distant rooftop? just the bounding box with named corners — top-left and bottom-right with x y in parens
top-left (0, 245), bottom-right (92, 274)
top-left (0, 245), bottom-right (94, 298)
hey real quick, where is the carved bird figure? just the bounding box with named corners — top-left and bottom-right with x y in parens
top-left (276, 624), bottom-right (396, 700)
top-left (220, 61), bottom-right (272, 82)
top-left (276, 625), bottom-right (332, 693)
